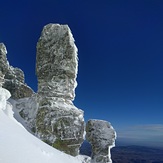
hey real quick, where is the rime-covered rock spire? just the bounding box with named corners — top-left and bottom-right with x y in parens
top-left (36, 24), bottom-right (84, 156)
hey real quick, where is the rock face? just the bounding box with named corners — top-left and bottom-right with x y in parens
top-left (86, 119), bottom-right (116, 163)
top-left (0, 43), bottom-right (34, 99)
top-left (3, 66), bottom-right (34, 99)
top-left (0, 42), bottom-right (36, 137)
top-left (0, 43), bottom-right (9, 86)
top-left (36, 24), bottom-right (84, 156)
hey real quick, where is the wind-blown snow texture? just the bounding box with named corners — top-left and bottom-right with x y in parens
top-left (0, 87), bottom-right (89, 163)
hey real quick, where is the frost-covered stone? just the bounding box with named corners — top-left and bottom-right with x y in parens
top-left (9, 94), bottom-right (38, 133)
top-left (0, 43), bottom-right (9, 86)
top-left (0, 42), bottom-right (35, 137)
top-left (3, 66), bottom-right (34, 99)
top-left (36, 24), bottom-right (84, 156)
top-left (86, 120), bottom-right (116, 163)
top-left (0, 43), bottom-right (34, 99)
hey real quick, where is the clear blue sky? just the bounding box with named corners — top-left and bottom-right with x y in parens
top-left (0, 0), bottom-right (163, 147)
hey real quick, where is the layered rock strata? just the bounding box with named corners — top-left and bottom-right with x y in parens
top-left (86, 119), bottom-right (116, 163)
top-left (36, 24), bottom-right (84, 156)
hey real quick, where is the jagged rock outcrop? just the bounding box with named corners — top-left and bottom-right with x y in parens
top-left (36, 24), bottom-right (84, 156)
top-left (3, 66), bottom-right (34, 99)
top-left (0, 43), bottom-right (9, 87)
top-left (0, 42), bottom-right (36, 137)
top-left (86, 119), bottom-right (116, 163)
top-left (0, 43), bottom-right (34, 99)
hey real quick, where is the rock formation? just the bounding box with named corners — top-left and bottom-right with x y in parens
top-left (0, 43), bottom-right (34, 99)
top-left (3, 66), bottom-right (34, 99)
top-left (0, 24), bottom-right (116, 159)
top-left (0, 43), bottom-right (9, 87)
top-left (0, 42), bottom-right (36, 135)
top-left (36, 24), bottom-right (84, 156)
top-left (86, 119), bottom-right (116, 163)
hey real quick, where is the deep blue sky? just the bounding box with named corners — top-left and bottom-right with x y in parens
top-left (1, 0), bottom-right (163, 147)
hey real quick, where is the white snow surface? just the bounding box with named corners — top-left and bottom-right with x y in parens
top-left (0, 87), bottom-right (87, 163)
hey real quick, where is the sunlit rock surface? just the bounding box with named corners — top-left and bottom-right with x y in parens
top-left (86, 119), bottom-right (116, 163)
top-left (36, 24), bottom-right (84, 156)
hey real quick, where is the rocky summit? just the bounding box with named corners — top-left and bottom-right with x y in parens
top-left (36, 24), bottom-right (84, 156)
top-left (86, 119), bottom-right (116, 163)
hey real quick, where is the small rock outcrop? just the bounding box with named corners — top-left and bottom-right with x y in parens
top-left (0, 43), bottom-right (9, 87)
top-left (0, 43), bottom-right (34, 99)
top-left (3, 66), bottom-right (34, 99)
top-left (86, 119), bottom-right (116, 163)
top-left (36, 24), bottom-right (84, 156)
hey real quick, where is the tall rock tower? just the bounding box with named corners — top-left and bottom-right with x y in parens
top-left (36, 24), bottom-right (84, 156)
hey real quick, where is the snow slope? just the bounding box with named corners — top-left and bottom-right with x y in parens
top-left (0, 88), bottom-right (88, 163)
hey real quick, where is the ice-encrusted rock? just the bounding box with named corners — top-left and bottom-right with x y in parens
top-left (0, 43), bottom-right (34, 99)
top-left (9, 94), bottom-right (38, 133)
top-left (0, 43), bottom-right (9, 87)
top-left (0, 42), bottom-right (36, 136)
top-left (3, 66), bottom-right (34, 99)
top-left (86, 120), bottom-right (116, 163)
top-left (36, 24), bottom-right (84, 156)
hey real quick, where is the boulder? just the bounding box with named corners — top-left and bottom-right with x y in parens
top-left (36, 24), bottom-right (84, 156)
top-left (86, 119), bottom-right (116, 163)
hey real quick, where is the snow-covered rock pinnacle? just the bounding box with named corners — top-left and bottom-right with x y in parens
top-left (36, 24), bottom-right (84, 156)
top-left (86, 120), bottom-right (116, 163)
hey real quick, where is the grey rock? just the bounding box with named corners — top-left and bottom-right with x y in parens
top-left (0, 43), bottom-right (34, 99)
top-left (0, 43), bottom-right (9, 86)
top-left (3, 66), bottom-right (34, 99)
top-left (86, 119), bottom-right (116, 163)
top-left (36, 24), bottom-right (84, 156)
